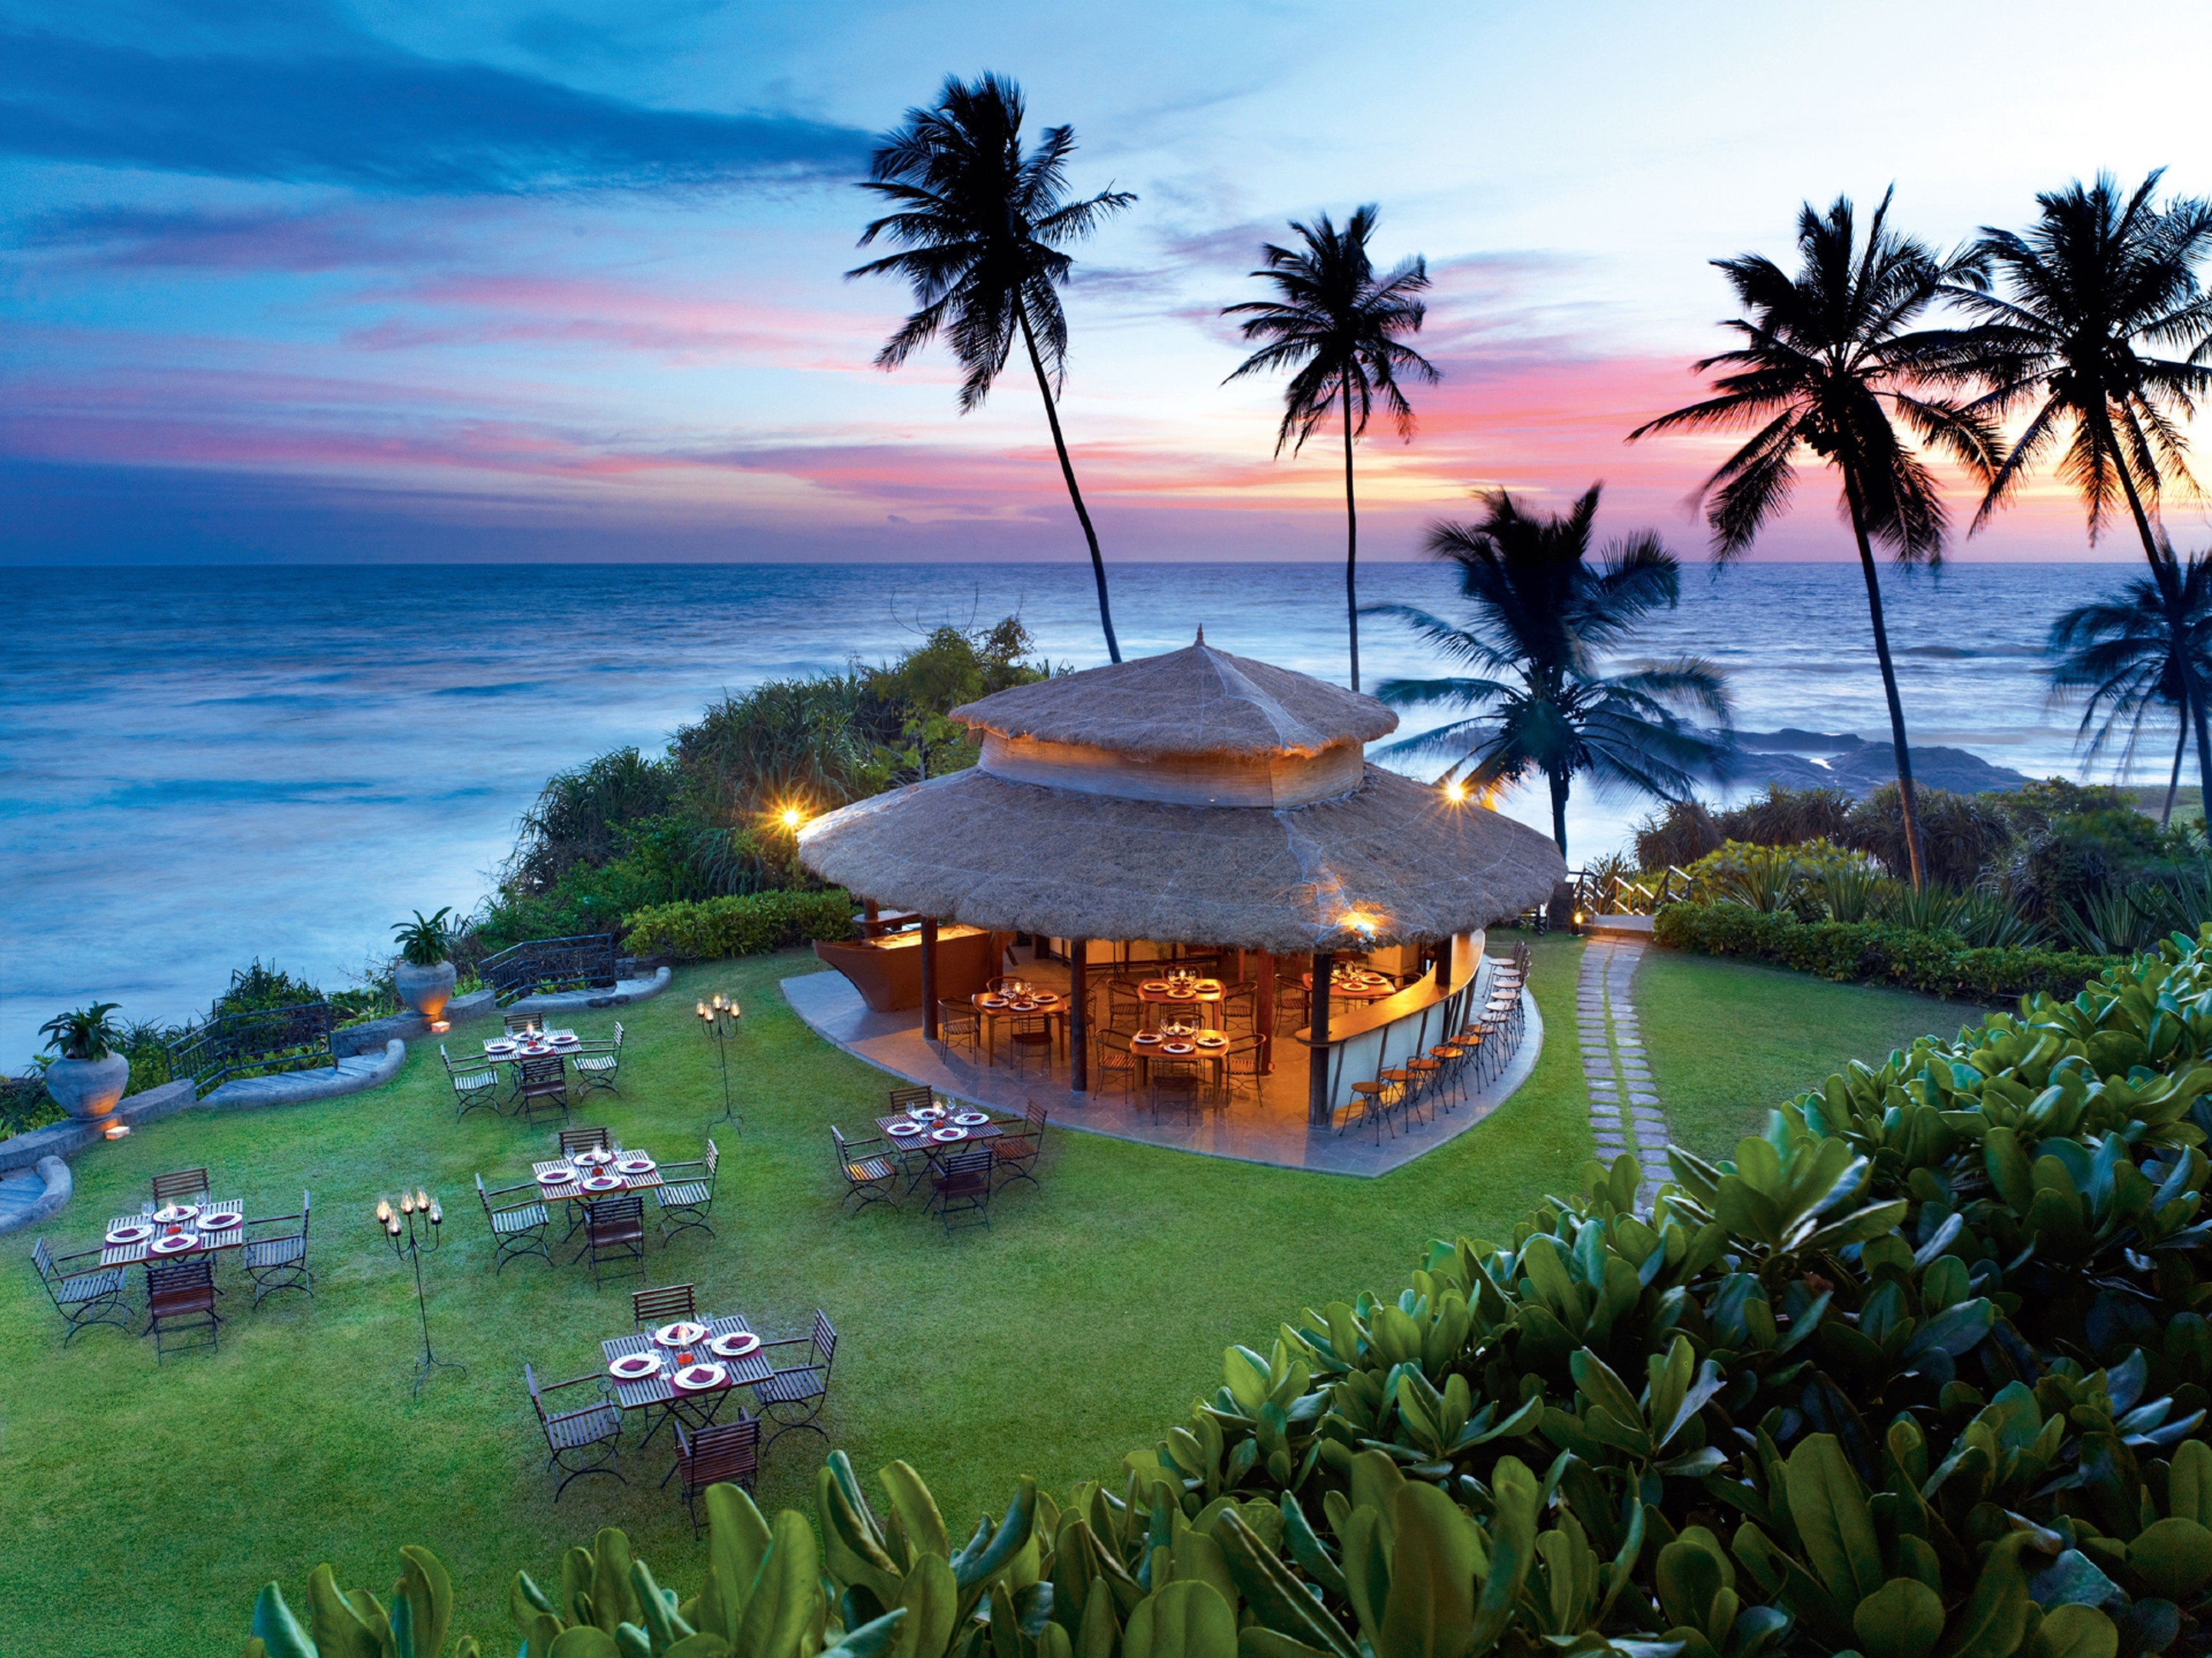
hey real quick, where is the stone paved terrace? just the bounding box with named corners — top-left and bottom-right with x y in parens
top-left (781, 958), bottom-right (1540, 1177)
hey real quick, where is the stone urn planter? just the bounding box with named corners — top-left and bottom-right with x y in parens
top-left (45, 1052), bottom-right (130, 1121)
top-left (394, 959), bottom-right (457, 1023)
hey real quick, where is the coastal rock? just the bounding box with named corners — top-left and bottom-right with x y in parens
top-left (1730, 732), bottom-right (2031, 798)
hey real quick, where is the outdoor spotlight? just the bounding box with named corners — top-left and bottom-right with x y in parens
top-left (781, 807), bottom-right (804, 829)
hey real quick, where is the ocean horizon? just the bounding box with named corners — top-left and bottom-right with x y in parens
top-left (0, 559), bottom-right (2154, 1059)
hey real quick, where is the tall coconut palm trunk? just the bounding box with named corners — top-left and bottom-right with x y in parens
top-left (2108, 441), bottom-right (2212, 807)
top-left (1342, 380), bottom-right (1360, 692)
top-left (1018, 304), bottom-right (1121, 663)
top-left (1841, 470), bottom-right (1928, 891)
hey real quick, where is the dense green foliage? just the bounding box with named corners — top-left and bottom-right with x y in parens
top-left (36, 999), bottom-right (123, 1061)
top-left (473, 620), bottom-right (1046, 950)
top-left (1652, 901), bottom-right (2117, 1001)
top-left (622, 890), bottom-right (858, 961)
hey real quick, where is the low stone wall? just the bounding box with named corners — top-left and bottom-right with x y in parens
top-left (0, 1078), bottom-right (200, 1173)
top-left (332, 986), bottom-right (498, 1057)
top-left (0, 1158), bottom-right (75, 1235)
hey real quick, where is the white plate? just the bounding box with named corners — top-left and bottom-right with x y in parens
top-left (485, 1042), bottom-right (517, 1055)
top-left (550, 1035), bottom-right (580, 1046)
top-left (106, 1222), bottom-right (154, 1246)
top-left (709, 1332), bottom-right (761, 1360)
top-left (887, 1121), bottom-right (925, 1137)
top-left (198, 1211), bottom-right (243, 1230)
top-left (932, 1126), bottom-right (968, 1142)
top-left (952, 1111), bottom-right (989, 1126)
top-left (573, 1147), bottom-right (613, 1165)
top-left (580, 1174), bottom-right (624, 1193)
top-left (1194, 1037), bottom-right (1227, 1049)
top-left (536, 1168), bottom-right (575, 1187)
top-left (615, 1156), bottom-right (655, 1174)
top-left (609, 1352), bottom-right (662, 1380)
top-left (153, 1204), bottom-right (198, 1224)
top-left (655, 1321), bottom-right (708, 1348)
top-left (672, 1362), bottom-right (728, 1392)
top-left (150, 1234), bottom-right (197, 1256)
top-left (1161, 1042), bottom-right (1195, 1055)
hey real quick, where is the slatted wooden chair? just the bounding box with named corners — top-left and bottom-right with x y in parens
top-left (675, 1417), bottom-right (759, 1533)
top-left (1218, 983), bottom-right (1260, 1032)
top-left (1149, 1059), bottom-right (1202, 1125)
top-left (756, 1310), bottom-right (837, 1448)
top-left (573, 1022), bottom-right (624, 1095)
top-left (1274, 980), bottom-right (1311, 1036)
top-left (30, 1237), bottom-right (131, 1345)
top-left (151, 1168), bottom-right (210, 1210)
top-left (832, 1128), bottom-right (898, 1212)
top-left (147, 1257), bottom-right (220, 1361)
top-left (991, 1100), bottom-right (1049, 1191)
top-left (476, 1173), bottom-right (553, 1272)
top-left (1106, 979), bottom-right (1146, 1032)
top-left (243, 1191), bottom-right (312, 1308)
top-left (584, 1194), bottom-right (645, 1290)
top-left (559, 1125), bottom-right (611, 1159)
top-left (1094, 1029), bottom-right (1138, 1095)
top-left (441, 1045), bottom-right (501, 1119)
top-left (1005, 1016), bottom-right (1055, 1078)
top-left (503, 1011), bottom-right (543, 1037)
top-left (655, 1139), bottom-right (719, 1244)
top-left (526, 1362), bottom-right (624, 1499)
top-left (886, 1084), bottom-right (936, 1116)
top-left (515, 1055), bottom-right (570, 1125)
top-left (1222, 1032), bottom-right (1266, 1098)
top-left (632, 1282), bottom-right (696, 1331)
top-left (930, 1147), bottom-right (995, 1237)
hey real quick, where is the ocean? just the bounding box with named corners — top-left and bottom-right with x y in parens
top-left (0, 560), bottom-right (2143, 1059)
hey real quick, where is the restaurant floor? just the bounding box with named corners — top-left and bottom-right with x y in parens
top-left (780, 953), bottom-right (1542, 1177)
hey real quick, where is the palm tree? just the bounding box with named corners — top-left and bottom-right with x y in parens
top-left (1627, 190), bottom-right (1999, 890)
top-left (1366, 484), bottom-right (1734, 858)
top-left (848, 74), bottom-right (1135, 662)
top-left (1223, 207), bottom-right (1438, 692)
top-left (2048, 549), bottom-right (2212, 828)
top-left (1951, 171), bottom-right (2212, 801)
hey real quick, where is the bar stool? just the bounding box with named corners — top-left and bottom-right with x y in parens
top-left (1381, 1065), bottom-right (1420, 1132)
top-left (1405, 1054), bottom-right (1446, 1115)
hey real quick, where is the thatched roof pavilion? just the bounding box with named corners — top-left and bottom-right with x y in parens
top-left (797, 636), bottom-right (1563, 1118)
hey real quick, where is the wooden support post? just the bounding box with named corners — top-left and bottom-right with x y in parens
top-left (1256, 951), bottom-right (1277, 1074)
top-left (920, 917), bottom-right (939, 1042)
top-left (1069, 939), bottom-right (1089, 1092)
top-left (1307, 950), bottom-right (1334, 1127)
top-left (1435, 936), bottom-right (1454, 992)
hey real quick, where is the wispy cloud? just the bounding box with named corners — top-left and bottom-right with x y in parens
top-left (0, 27), bottom-right (870, 193)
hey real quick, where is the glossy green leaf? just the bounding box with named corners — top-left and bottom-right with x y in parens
top-left (1124, 1580), bottom-right (1239, 1658)
top-left (1852, 1578), bottom-right (1946, 1658)
top-left (1784, 1435), bottom-right (1884, 1607)
top-left (2026, 1606), bottom-right (2118, 1658)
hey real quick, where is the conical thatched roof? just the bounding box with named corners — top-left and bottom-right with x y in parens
top-left (951, 639), bottom-right (1397, 760)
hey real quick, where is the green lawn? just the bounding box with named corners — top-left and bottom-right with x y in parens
top-left (1635, 947), bottom-right (1988, 1159)
top-left (0, 934), bottom-right (1976, 1653)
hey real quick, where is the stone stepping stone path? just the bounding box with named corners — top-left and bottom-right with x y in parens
top-left (1576, 938), bottom-right (1672, 1199)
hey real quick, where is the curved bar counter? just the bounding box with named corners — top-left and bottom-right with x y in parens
top-left (1294, 932), bottom-right (1487, 1125)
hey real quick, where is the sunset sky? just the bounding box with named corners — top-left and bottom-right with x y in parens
top-left (4, 0), bottom-right (2209, 565)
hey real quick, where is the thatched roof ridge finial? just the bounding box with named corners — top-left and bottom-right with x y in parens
top-left (950, 639), bottom-right (1397, 761)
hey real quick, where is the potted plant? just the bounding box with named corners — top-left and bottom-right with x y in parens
top-left (38, 1002), bottom-right (130, 1121)
top-left (391, 907), bottom-right (458, 1022)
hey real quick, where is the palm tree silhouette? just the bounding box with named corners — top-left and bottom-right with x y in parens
top-left (1627, 190), bottom-right (1999, 890)
top-left (1952, 171), bottom-right (2212, 801)
top-left (1366, 485), bottom-right (1734, 858)
top-left (1223, 207), bottom-right (1438, 692)
top-left (848, 74), bottom-right (1135, 662)
top-left (2048, 550), bottom-right (2212, 828)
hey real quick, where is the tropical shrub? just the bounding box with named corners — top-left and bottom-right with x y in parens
top-left (1682, 841), bottom-right (1874, 915)
top-left (0, 1070), bottom-right (62, 1136)
top-left (37, 1000), bottom-right (122, 1061)
top-left (621, 889), bottom-right (857, 961)
top-left (391, 907), bottom-right (455, 967)
top-left (1652, 901), bottom-right (2113, 1000)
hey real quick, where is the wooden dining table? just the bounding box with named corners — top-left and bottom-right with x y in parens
top-left (1303, 971), bottom-right (1400, 1008)
top-left (101, 1204), bottom-right (246, 1268)
top-left (969, 992), bottom-right (1069, 1064)
top-left (1128, 1028), bottom-right (1235, 1091)
top-left (601, 1312), bottom-right (772, 1464)
top-left (1136, 978), bottom-right (1225, 1029)
top-left (877, 1112), bottom-right (1004, 1201)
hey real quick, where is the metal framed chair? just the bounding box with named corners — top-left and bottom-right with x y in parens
top-left (1222, 1032), bottom-right (1266, 1098)
top-left (1274, 982), bottom-right (1311, 1037)
top-left (832, 1128), bottom-right (899, 1211)
top-left (1005, 1017), bottom-right (1055, 1078)
top-left (1094, 1028), bottom-right (1137, 1095)
top-left (675, 1417), bottom-right (759, 1533)
top-left (476, 1173), bottom-right (553, 1272)
top-left (756, 1310), bottom-right (837, 1448)
top-left (1106, 980), bottom-right (1146, 1032)
top-left (526, 1362), bottom-right (625, 1499)
top-left (151, 1168), bottom-right (210, 1210)
top-left (30, 1237), bottom-right (131, 1344)
top-left (655, 1139), bottom-right (719, 1244)
top-left (1149, 1059), bottom-right (1202, 1125)
top-left (147, 1257), bottom-right (220, 1360)
top-left (585, 1194), bottom-right (645, 1290)
top-left (886, 1084), bottom-right (936, 1117)
top-left (1219, 983), bottom-right (1260, 1032)
top-left (503, 1011), bottom-right (543, 1037)
top-left (516, 1056), bottom-right (570, 1125)
top-left (573, 1022), bottom-right (624, 1095)
top-left (930, 1147), bottom-right (995, 1237)
top-left (936, 999), bottom-right (980, 1060)
top-left (243, 1190), bottom-right (312, 1308)
top-left (559, 1126), bottom-right (611, 1159)
top-left (441, 1045), bottom-right (501, 1119)
top-left (992, 1100), bottom-right (1048, 1191)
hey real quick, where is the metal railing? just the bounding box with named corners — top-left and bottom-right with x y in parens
top-left (481, 933), bottom-right (618, 1007)
top-left (167, 1000), bottom-right (336, 1098)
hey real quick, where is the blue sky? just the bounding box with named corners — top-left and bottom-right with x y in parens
top-left (4, 0), bottom-right (2209, 563)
